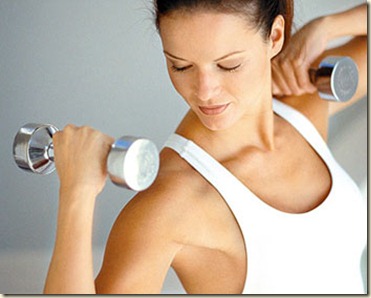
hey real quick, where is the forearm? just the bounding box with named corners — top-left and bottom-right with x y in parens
top-left (44, 188), bottom-right (97, 294)
top-left (321, 4), bottom-right (367, 42)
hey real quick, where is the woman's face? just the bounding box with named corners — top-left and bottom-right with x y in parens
top-left (159, 11), bottom-right (282, 131)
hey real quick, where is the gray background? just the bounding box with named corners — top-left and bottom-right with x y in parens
top-left (0, 0), bottom-right (367, 294)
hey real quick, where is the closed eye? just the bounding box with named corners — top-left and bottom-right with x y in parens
top-left (217, 64), bottom-right (242, 72)
top-left (171, 65), bottom-right (192, 73)
top-left (170, 63), bottom-right (242, 73)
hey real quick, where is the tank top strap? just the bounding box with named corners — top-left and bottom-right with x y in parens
top-left (272, 99), bottom-right (334, 164)
top-left (164, 134), bottom-right (255, 201)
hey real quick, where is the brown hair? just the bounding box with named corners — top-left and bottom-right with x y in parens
top-left (154, 0), bottom-right (294, 48)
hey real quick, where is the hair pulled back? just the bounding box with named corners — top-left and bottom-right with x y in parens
top-left (154, 0), bottom-right (294, 48)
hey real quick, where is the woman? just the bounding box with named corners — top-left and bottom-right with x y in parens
top-left (44, 0), bottom-right (367, 294)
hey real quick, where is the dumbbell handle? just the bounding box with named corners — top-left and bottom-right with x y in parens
top-left (309, 68), bottom-right (328, 85)
top-left (46, 143), bottom-right (55, 161)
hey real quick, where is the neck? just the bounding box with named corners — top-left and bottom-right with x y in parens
top-left (176, 100), bottom-right (277, 161)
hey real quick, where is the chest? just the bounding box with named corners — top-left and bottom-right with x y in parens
top-left (223, 133), bottom-right (332, 214)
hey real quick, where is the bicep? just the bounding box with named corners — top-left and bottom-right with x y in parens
top-left (95, 195), bottom-right (182, 294)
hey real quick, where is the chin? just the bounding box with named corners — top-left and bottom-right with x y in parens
top-left (201, 117), bottom-right (236, 132)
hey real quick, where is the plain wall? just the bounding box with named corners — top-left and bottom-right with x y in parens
top-left (0, 0), bottom-right (366, 294)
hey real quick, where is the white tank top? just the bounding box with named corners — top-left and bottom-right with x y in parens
top-left (164, 99), bottom-right (366, 294)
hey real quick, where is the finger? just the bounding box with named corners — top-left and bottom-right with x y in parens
top-left (272, 80), bottom-right (282, 97)
top-left (293, 60), bottom-right (317, 94)
top-left (279, 59), bottom-right (302, 95)
top-left (271, 62), bottom-right (292, 96)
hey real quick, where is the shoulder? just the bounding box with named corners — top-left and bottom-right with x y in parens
top-left (111, 147), bottom-right (207, 244)
top-left (278, 93), bottom-right (329, 140)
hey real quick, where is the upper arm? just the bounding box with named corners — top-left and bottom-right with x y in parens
top-left (95, 185), bottom-right (184, 294)
top-left (279, 35), bottom-right (367, 141)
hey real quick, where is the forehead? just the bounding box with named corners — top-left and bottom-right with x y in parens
top-left (159, 11), bottom-right (262, 59)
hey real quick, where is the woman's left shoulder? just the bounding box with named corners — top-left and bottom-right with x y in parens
top-left (278, 93), bottom-right (330, 140)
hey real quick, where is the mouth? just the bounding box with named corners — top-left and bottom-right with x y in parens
top-left (199, 103), bottom-right (230, 116)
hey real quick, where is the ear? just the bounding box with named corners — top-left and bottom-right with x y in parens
top-left (269, 15), bottom-right (285, 59)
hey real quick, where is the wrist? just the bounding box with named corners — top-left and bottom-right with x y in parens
top-left (58, 185), bottom-right (98, 211)
top-left (57, 188), bottom-right (96, 234)
top-left (59, 181), bottom-right (102, 197)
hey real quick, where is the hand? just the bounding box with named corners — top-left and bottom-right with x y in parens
top-left (53, 125), bottom-right (115, 196)
top-left (272, 17), bottom-right (329, 97)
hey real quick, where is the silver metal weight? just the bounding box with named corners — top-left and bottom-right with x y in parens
top-left (13, 123), bottom-right (59, 175)
top-left (309, 56), bottom-right (358, 102)
top-left (107, 137), bottom-right (159, 191)
top-left (13, 123), bottom-right (160, 191)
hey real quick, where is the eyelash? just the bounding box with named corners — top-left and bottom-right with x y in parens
top-left (171, 64), bottom-right (242, 73)
top-left (171, 65), bottom-right (191, 73)
top-left (218, 64), bottom-right (241, 73)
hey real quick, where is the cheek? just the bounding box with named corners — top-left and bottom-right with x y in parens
top-left (235, 59), bottom-right (271, 97)
top-left (169, 74), bottom-right (185, 97)
top-left (168, 72), bottom-right (194, 103)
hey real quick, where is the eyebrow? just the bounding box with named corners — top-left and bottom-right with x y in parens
top-left (163, 50), bottom-right (246, 62)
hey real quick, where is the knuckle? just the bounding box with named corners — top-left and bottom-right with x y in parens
top-left (64, 123), bottom-right (76, 130)
top-left (281, 59), bottom-right (291, 70)
top-left (295, 89), bottom-right (305, 96)
top-left (81, 125), bottom-right (93, 134)
top-left (292, 58), bottom-right (303, 68)
top-left (62, 124), bottom-right (77, 136)
top-left (81, 125), bottom-right (92, 130)
top-left (290, 84), bottom-right (301, 94)
top-left (282, 84), bottom-right (293, 95)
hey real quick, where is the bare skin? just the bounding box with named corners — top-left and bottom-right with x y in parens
top-left (44, 5), bottom-right (367, 295)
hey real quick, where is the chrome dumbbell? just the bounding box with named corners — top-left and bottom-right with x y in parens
top-left (309, 56), bottom-right (358, 102)
top-left (13, 123), bottom-right (160, 191)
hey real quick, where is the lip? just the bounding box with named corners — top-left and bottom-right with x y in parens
top-left (199, 103), bottom-right (230, 116)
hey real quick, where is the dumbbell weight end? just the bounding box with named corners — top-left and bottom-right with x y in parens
top-left (13, 123), bottom-right (58, 175)
top-left (108, 137), bottom-right (160, 191)
top-left (309, 56), bottom-right (358, 102)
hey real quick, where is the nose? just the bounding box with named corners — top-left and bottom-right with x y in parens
top-left (194, 70), bottom-right (220, 101)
